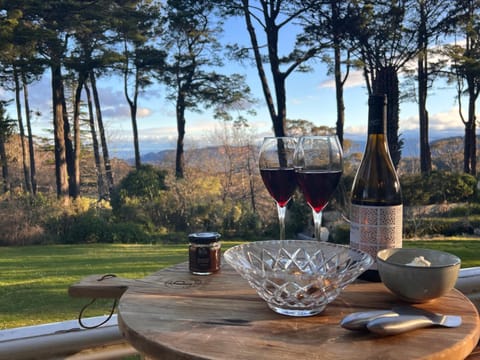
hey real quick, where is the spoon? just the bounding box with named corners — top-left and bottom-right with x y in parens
top-left (340, 306), bottom-right (462, 335)
top-left (366, 312), bottom-right (462, 336)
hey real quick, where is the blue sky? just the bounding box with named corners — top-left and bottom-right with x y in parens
top-left (0, 15), bottom-right (468, 158)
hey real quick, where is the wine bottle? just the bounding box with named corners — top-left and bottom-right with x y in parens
top-left (350, 94), bottom-right (403, 282)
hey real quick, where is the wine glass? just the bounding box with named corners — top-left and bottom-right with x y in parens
top-left (294, 135), bottom-right (343, 241)
top-left (259, 137), bottom-right (297, 240)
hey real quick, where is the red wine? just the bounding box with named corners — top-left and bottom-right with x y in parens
top-left (350, 95), bottom-right (403, 282)
top-left (260, 168), bottom-right (296, 207)
top-left (296, 170), bottom-right (342, 213)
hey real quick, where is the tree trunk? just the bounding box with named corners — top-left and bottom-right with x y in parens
top-left (0, 138), bottom-right (9, 193)
top-left (22, 73), bottom-right (37, 195)
top-left (418, 54), bottom-right (432, 174)
top-left (175, 91), bottom-right (186, 179)
top-left (124, 64), bottom-right (141, 169)
top-left (465, 85), bottom-right (477, 175)
top-left (241, 0), bottom-right (281, 135)
top-left (373, 66), bottom-right (401, 169)
top-left (266, 11), bottom-right (286, 137)
top-left (72, 72), bottom-right (87, 198)
top-left (247, 143), bottom-right (257, 213)
top-left (464, 124), bottom-right (472, 174)
top-left (333, 46), bottom-right (345, 147)
top-left (130, 103), bottom-right (140, 169)
top-left (332, 0), bottom-right (346, 147)
top-left (417, 1), bottom-right (432, 174)
top-left (84, 81), bottom-right (105, 200)
top-left (13, 69), bottom-right (31, 193)
top-left (62, 84), bottom-right (76, 198)
top-left (89, 71), bottom-right (114, 198)
top-left (51, 64), bottom-right (69, 201)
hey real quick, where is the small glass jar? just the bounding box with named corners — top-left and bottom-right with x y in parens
top-left (188, 232), bottom-right (221, 275)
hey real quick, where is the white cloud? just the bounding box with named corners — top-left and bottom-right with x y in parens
top-left (430, 107), bottom-right (464, 131)
top-left (344, 124), bottom-right (367, 137)
top-left (319, 70), bottom-right (365, 89)
top-left (137, 107), bottom-right (152, 118)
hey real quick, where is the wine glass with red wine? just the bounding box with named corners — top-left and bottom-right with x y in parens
top-left (259, 137), bottom-right (297, 240)
top-left (294, 135), bottom-right (343, 241)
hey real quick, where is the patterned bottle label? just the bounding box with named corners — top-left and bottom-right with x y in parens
top-left (350, 204), bottom-right (403, 269)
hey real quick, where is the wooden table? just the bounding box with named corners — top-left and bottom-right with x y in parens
top-left (100, 262), bottom-right (480, 360)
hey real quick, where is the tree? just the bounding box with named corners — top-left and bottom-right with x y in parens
top-left (347, 0), bottom-right (419, 168)
top-left (159, 0), bottom-right (254, 178)
top-left (300, 0), bottom-right (353, 147)
top-left (0, 3), bottom-right (44, 194)
top-left (84, 82), bottom-right (105, 199)
top-left (219, 0), bottom-right (321, 137)
top-left (8, 0), bottom-right (80, 201)
top-left (111, 1), bottom-right (165, 170)
top-left (0, 100), bottom-right (16, 192)
top-left (443, 0), bottom-right (480, 175)
top-left (286, 119), bottom-right (335, 136)
top-left (413, 0), bottom-right (453, 174)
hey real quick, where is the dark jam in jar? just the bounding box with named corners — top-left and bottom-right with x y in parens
top-left (188, 232), bottom-right (221, 275)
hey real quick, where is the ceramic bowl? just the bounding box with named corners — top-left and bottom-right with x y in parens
top-left (377, 248), bottom-right (461, 303)
top-left (224, 240), bottom-right (373, 317)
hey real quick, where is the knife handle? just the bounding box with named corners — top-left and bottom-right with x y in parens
top-left (367, 315), bottom-right (433, 336)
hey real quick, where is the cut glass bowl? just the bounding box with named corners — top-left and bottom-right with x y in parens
top-left (224, 240), bottom-right (373, 317)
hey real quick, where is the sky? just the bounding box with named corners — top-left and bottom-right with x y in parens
top-left (1, 14), bottom-right (469, 159)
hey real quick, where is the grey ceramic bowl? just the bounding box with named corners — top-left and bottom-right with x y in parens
top-left (377, 248), bottom-right (461, 303)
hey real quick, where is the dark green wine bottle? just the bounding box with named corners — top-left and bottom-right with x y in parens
top-left (350, 95), bottom-right (403, 282)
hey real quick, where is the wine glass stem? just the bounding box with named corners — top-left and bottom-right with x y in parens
top-left (276, 203), bottom-right (287, 240)
top-left (313, 210), bottom-right (323, 241)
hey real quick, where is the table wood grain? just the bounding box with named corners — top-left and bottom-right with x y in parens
top-left (115, 262), bottom-right (480, 360)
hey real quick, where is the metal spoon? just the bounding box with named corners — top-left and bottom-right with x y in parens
top-left (340, 306), bottom-right (462, 335)
top-left (366, 312), bottom-right (462, 336)
top-left (340, 309), bottom-right (399, 331)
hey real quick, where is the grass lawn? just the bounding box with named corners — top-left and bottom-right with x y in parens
top-left (1, 239), bottom-right (480, 330)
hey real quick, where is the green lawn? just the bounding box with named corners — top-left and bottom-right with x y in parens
top-left (1, 239), bottom-right (479, 330)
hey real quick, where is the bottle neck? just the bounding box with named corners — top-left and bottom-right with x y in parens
top-left (368, 94), bottom-right (387, 135)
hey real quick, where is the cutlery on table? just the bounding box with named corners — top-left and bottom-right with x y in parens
top-left (340, 306), bottom-right (462, 335)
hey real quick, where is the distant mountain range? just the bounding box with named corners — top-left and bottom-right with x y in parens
top-left (113, 135), bottom-right (471, 166)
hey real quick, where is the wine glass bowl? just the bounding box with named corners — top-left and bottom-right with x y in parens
top-left (224, 240), bottom-right (373, 317)
top-left (259, 137), bottom-right (297, 240)
top-left (294, 136), bottom-right (343, 241)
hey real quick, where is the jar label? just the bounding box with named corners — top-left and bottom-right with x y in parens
top-left (350, 204), bottom-right (403, 269)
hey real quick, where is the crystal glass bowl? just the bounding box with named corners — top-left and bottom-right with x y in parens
top-left (224, 240), bottom-right (373, 317)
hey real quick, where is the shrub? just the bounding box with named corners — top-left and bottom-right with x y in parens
top-left (401, 171), bottom-right (477, 206)
top-left (62, 210), bottom-right (110, 244)
top-left (109, 221), bottom-right (150, 243)
top-left (111, 165), bottom-right (169, 231)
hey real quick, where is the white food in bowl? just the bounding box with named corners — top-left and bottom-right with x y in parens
top-left (406, 256), bottom-right (431, 267)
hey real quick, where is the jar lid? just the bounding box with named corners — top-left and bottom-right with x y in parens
top-left (188, 232), bottom-right (221, 244)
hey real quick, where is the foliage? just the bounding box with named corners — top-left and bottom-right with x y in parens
top-left (158, 0), bottom-right (254, 178)
top-left (112, 164), bottom-right (168, 201)
top-left (401, 171), bottom-right (477, 206)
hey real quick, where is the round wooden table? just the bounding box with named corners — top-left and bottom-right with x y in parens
top-left (117, 262), bottom-right (480, 360)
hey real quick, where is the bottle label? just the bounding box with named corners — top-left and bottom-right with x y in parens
top-left (350, 204), bottom-right (403, 269)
